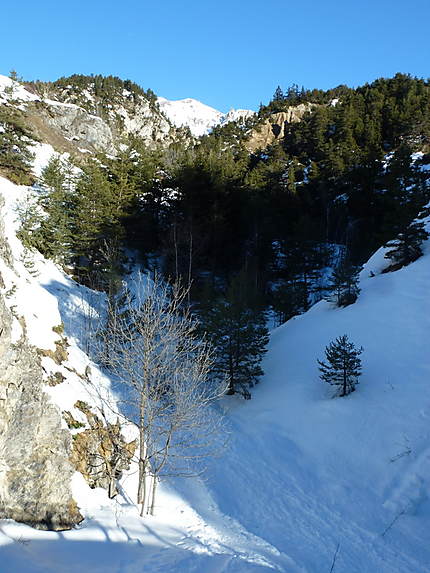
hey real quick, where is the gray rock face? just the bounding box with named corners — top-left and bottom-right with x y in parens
top-left (0, 201), bottom-right (82, 530)
top-left (37, 101), bottom-right (116, 153)
top-left (27, 96), bottom-right (174, 155)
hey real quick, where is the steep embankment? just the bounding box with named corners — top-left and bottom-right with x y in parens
top-left (203, 234), bottom-right (430, 572)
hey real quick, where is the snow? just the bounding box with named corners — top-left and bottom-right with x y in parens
top-left (220, 108), bottom-right (256, 125)
top-left (0, 176), bottom-right (285, 571)
top-left (1, 173), bottom-right (430, 571)
top-left (31, 142), bottom-right (58, 177)
top-left (157, 97), bottom-right (254, 137)
top-left (158, 97), bottom-right (223, 137)
top-left (0, 74), bottom-right (40, 104)
top-left (42, 98), bottom-right (83, 110)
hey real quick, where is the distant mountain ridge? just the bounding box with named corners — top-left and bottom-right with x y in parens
top-left (0, 73), bottom-right (255, 154)
top-left (157, 96), bottom-right (254, 137)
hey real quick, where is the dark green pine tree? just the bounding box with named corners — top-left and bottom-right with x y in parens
top-left (37, 157), bottom-right (74, 263)
top-left (318, 334), bottom-right (363, 397)
top-left (271, 281), bottom-right (303, 326)
top-left (273, 85), bottom-right (285, 102)
top-left (0, 106), bottom-right (35, 185)
top-left (327, 258), bottom-right (361, 307)
top-left (199, 272), bottom-right (269, 399)
top-left (384, 219), bottom-right (429, 269)
top-left (71, 160), bottom-right (125, 285)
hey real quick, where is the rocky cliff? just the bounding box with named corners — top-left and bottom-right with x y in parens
top-left (246, 103), bottom-right (316, 151)
top-left (0, 197), bottom-right (82, 530)
top-left (0, 74), bottom-right (178, 158)
top-left (0, 183), bottom-right (136, 530)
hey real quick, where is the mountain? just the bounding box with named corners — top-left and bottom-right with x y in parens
top-left (157, 96), bottom-right (223, 137)
top-left (157, 96), bottom-right (254, 137)
top-left (0, 73), bottom-right (254, 155)
top-left (0, 74), bottom-right (178, 156)
top-left (1, 70), bottom-right (430, 572)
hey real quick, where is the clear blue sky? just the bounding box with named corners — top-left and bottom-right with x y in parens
top-left (2, 0), bottom-right (429, 112)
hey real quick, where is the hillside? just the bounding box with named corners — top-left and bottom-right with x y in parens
top-left (0, 70), bottom-right (430, 572)
top-left (206, 238), bottom-right (430, 572)
top-left (0, 74), bottom-right (255, 156)
top-left (0, 163), bottom-right (429, 570)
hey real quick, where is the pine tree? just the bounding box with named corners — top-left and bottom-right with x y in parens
top-left (384, 219), bottom-right (429, 269)
top-left (199, 272), bottom-right (269, 399)
top-left (37, 157), bottom-right (75, 263)
top-left (327, 258), bottom-right (361, 307)
top-left (318, 334), bottom-right (363, 397)
top-left (271, 281), bottom-right (303, 325)
top-left (273, 86), bottom-right (284, 102)
top-left (71, 160), bottom-right (126, 285)
top-left (0, 106), bottom-right (35, 185)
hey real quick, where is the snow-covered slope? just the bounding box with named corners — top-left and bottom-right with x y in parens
top-left (158, 96), bottom-right (254, 137)
top-left (0, 74), bottom-right (40, 104)
top-left (0, 150), bottom-right (429, 571)
top-left (158, 97), bottom-right (223, 137)
top-left (0, 173), bottom-right (286, 572)
top-left (203, 236), bottom-right (430, 572)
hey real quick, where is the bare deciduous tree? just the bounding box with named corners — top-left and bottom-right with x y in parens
top-left (100, 272), bottom-right (225, 516)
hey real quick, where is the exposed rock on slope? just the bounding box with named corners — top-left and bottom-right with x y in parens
top-left (70, 401), bottom-right (136, 498)
top-left (246, 103), bottom-right (316, 151)
top-left (0, 180), bottom-right (136, 529)
top-left (0, 74), bottom-right (177, 156)
top-left (0, 198), bottom-right (82, 530)
top-left (28, 99), bottom-right (116, 154)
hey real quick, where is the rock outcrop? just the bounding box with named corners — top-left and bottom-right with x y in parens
top-left (31, 100), bottom-right (116, 153)
top-left (246, 103), bottom-right (316, 151)
top-left (25, 97), bottom-right (174, 156)
top-left (70, 401), bottom-right (136, 498)
top-left (0, 188), bottom-right (138, 529)
top-left (0, 297), bottom-right (83, 530)
top-left (0, 195), bottom-right (82, 530)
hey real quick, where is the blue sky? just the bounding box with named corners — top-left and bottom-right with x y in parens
top-left (2, 0), bottom-right (429, 112)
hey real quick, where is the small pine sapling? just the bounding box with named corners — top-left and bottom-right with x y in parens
top-left (318, 334), bottom-right (363, 397)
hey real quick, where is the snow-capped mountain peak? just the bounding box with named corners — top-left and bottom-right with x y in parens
top-left (158, 96), bottom-right (254, 137)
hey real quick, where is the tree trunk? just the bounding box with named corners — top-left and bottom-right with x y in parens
top-left (342, 365), bottom-right (347, 397)
top-left (138, 454), bottom-right (147, 516)
top-left (148, 475), bottom-right (158, 516)
top-left (138, 396), bottom-right (147, 515)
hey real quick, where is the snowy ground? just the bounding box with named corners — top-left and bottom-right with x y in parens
top-left (0, 172), bottom-right (429, 572)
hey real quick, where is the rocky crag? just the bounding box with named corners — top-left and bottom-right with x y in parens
top-left (0, 188), bottom-right (135, 530)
